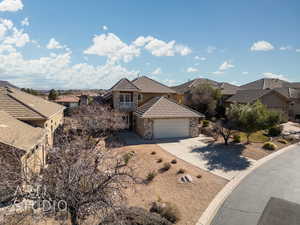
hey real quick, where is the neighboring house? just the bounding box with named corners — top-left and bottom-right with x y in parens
top-left (0, 111), bottom-right (46, 177)
top-left (0, 87), bottom-right (65, 146)
top-left (55, 95), bottom-right (80, 108)
top-left (104, 76), bottom-right (204, 139)
top-left (0, 80), bottom-right (18, 89)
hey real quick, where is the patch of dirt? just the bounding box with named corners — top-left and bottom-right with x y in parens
top-left (114, 144), bottom-right (228, 225)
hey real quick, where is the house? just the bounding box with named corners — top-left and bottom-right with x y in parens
top-left (55, 95), bottom-right (80, 108)
top-left (104, 76), bottom-right (204, 139)
top-left (0, 111), bottom-right (46, 177)
top-left (0, 86), bottom-right (65, 146)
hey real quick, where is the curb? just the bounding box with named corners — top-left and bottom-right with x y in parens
top-left (196, 142), bottom-right (300, 225)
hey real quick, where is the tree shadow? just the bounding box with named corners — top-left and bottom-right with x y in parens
top-left (190, 143), bottom-right (252, 172)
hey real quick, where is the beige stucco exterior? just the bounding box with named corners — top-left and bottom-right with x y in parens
top-left (259, 92), bottom-right (289, 116)
top-left (138, 93), bottom-right (178, 106)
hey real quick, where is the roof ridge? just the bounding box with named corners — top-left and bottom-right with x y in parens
top-left (142, 96), bottom-right (164, 116)
top-left (134, 76), bottom-right (175, 93)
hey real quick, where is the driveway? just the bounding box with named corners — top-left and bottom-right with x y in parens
top-left (119, 132), bottom-right (256, 180)
top-left (211, 143), bottom-right (300, 225)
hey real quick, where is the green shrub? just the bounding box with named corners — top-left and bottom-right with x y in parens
top-left (150, 202), bottom-right (180, 223)
top-left (202, 120), bottom-right (210, 128)
top-left (278, 139), bottom-right (288, 144)
top-left (177, 168), bottom-right (185, 174)
top-left (146, 171), bottom-right (157, 183)
top-left (123, 152), bottom-right (134, 165)
top-left (233, 134), bottom-right (241, 143)
top-left (268, 126), bottom-right (282, 137)
top-left (160, 163), bottom-right (171, 172)
top-left (263, 142), bottom-right (277, 150)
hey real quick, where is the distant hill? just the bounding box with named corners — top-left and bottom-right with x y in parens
top-left (0, 80), bottom-right (18, 88)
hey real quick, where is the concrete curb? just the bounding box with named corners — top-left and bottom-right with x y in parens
top-left (196, 142), bottom-right (300, 225)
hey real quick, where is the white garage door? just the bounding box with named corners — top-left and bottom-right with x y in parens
top-left (153, 119), bottom-right (190, 139)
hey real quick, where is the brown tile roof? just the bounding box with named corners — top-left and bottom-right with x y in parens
top-left (135, 96), bottom-right (204, 118)
top-left (110, 78), bottom-right (140, 91)
top-left (0, 87), bottom-right (64, 120)
top-left (0, 111), bottom-right (45, 152)
top-left (132, 76), bottom-right (176, 93)
top-left (240, 78), bottom-right (291, 90)
top-left (55, 95), bottom-right (80, 103)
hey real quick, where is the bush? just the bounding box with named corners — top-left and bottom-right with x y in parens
top-left (100, 207), bottom-right (172, 225)
top-left (278, 139), bottom-right (288, 144)
top-left (157, 158), bottom-right (163, 163)
top-left (263, 142), bottom-right (277, 150)
top-left (233, 134), bottom-right (241, 143)
top-left (268, 126), bottom-right (282, 137)
top-left (202, 120), bottom-right (210, 128)
top-left (150, 202), bottom-right (180, 223)
top-left (177, 168), bottom-right (185, 174)
top-left (170, 159), bottom-right (177, 164)
top-left (123, 152), bottom-right (134, 165)
top-left (160, 163), bottom-right (171, 172)
top-left (146, 171), bottom-right (157, 183)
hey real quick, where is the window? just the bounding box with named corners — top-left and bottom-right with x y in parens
top-left (120, 94), bottom-right (124, 102)
top-left (120, 93), bottom-right (132, 103)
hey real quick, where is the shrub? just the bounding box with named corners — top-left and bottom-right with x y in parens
top-left (160, 163), bottom-right (171, 172)
top-left (202, 120), bottom-right (210, 128)
top-left (157, 158), bottom-right (163, 163)
top-left (263, 142), bottom-right (277, 150)
top-left (123, 152), bottom-right (134, 165)
top-left (170, 159), bottom-right (177, 164)
top-left (150, 202), bottom-right (180, 223)
top-left (278, 139), bottom-right (288, 144)
top-left (146, 171), bottom-right (157, 183)
top-left (268, 126), bottom-right (282, 137)
top-left (177, 168), bottom-right (185, 174)
top-left (233, 134), bottom-right (241, 143)
top-left (151, 151), bottom-right (156, 155)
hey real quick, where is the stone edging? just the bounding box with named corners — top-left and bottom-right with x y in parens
top-left (196, 142), bottom-right (300, 225)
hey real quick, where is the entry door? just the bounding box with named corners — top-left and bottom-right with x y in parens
top-left (153, 119), bottom-right (189, 139)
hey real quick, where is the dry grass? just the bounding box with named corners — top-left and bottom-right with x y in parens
top-left (114, 144), bottom-right (228, 225)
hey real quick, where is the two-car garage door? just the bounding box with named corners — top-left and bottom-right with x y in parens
top-left (153, 118), bottom-right (190, 139)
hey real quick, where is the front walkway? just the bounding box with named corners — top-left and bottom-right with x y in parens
top-left (211, 143), bottom-right (300, 225)
top-left (118, 132), bottom-right (256, 180)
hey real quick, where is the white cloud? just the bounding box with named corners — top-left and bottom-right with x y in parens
top-left (194, 56), bottom-right (206, 61)
top-left (152, 67), bottom-right (161, 75)
top-left (207, 46), bottom-right (216, 54)
top-left (21, 17), bottom-right (29, 26)
top-left (0, 0), bottom-right (23, 12)
top-left (187, 67), bottom-right (198, 73)
top-left (296, 49), bottom-right (300, 52)
top-left (3, 27), bottom-right (30, 47)
top-left (84, 33), bottom-right (140, 63)
top-left (47, 38), bottom-right (64, 49)
top-left (219, 61), bottom-right (235, 71)
top-left (133, 35), bottom-right (192, 56)
top-left (212, 71), bottom-right (224, 75)
top-left (102, 25), bottom-right (108, 31)
top-left (162, 79), bottom-right (178, 86)
top-left (262, 72), bottom-right (289, 81)
top-left (242, 71), bottom-right (249, 75)
top-left (250, 41), bottom-right (274, 51)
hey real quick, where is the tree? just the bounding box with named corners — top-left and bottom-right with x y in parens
top-left (227, 101), bottom-right (281, 144)
top-left (185, 83), bottom-right (222, 117)
top-left (214, 120), bottom-right (235, 145)
top-left (48, 89), bottom-right (58, 100)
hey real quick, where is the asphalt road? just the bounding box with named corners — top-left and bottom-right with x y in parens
top-left (211, 143), bottom-right (300, 225)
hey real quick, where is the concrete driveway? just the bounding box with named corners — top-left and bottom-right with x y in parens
top-left (158, 135), bottom-right (256, 180)
top-left (211, 143), bottom-right (300, 225)
top-left (119, 132), bottom-right (256, 180)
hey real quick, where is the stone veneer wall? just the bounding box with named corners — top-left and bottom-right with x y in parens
top-left (113, 91), bottom-right (120, 110)
top-left (143, 118), bottom-right (153, 139)
top-left (189, 118), bottom-right (199, 137)
top-left (133, 92), bottom-right (138, 109)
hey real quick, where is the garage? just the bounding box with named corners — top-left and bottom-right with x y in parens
top-left (153, 119), bottom-right (189, 138)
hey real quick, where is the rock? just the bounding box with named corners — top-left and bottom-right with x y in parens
top-left (178, 174), bottom-right (193, 183)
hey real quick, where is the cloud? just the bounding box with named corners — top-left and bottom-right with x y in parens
top-left (279, 46), bottom-right (292, 51)
top-left (133, 35), bottom-right (192, 56)
top-left (250, 41), bottom-right (274, 51)
top-left (212, 71), bottom-right (224, 75)
top-left (152, 67), bottom-right (161, 75)
top-left (262, 72), bottom-right (289, 81)
top-left (194, 56), bottom-right (206, 61)
top-left (207, 46), bottom-right (216, 54)
top-left (0, 0), bottom-right (23, 12)
top-left (187, 67), bottom-right (198, 73)
top-left (242, 71), bottom-right (249, 75)
top-left (47, 38), bottom-right (64, 49)
top-left (219, 61), bottom-right (235, 71)
top-left (84, 33), bottom-right (140, 63)
top-left (102, 25), bottom-right (108, 31)
top-left (21, 17), bottom-right (29, 26)
top-left (3, 27), bottom-right (30, 47)
top-left (296, 49), bottom-right (300, 52)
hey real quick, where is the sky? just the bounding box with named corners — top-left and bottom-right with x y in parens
top-left (0, 0), bottom-right (299, 89)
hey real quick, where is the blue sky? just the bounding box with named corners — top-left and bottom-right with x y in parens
top-left (0, 0), bottom-right (299, 89)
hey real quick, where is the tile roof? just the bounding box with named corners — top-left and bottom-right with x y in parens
top-left (110, 78), bottom-right (140, 91)
top-left (240, 78), bottom-right (290, 90)
top-left (132, 76), bottom-right (176, 93)
top-left (55, 95), bottom-right (80, 103)
top-left (135, 96), bottom-right (204, 118)
top-left (0, 80), bottom-right (18, 88)
top-left (0, 111), bottom-right (45, 152)
top-left (0, 87), bottom-right (64, 120)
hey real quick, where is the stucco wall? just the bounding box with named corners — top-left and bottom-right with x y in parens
top-left (138, 93), bottom-right (178, 106)
top-left (260, 92), bottom-right (289, 115)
